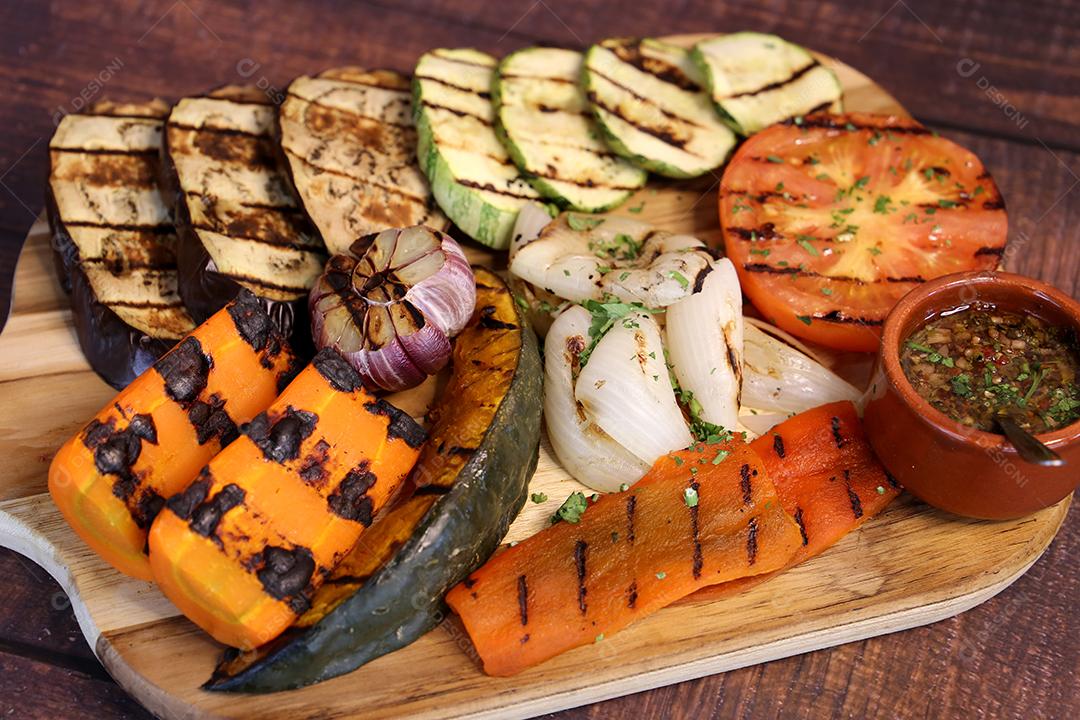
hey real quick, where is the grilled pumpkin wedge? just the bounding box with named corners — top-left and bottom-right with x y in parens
top-left (692, 32), bottom-right (843, 135)
top-left (47, 99), bottom-right (195, 388)
top-left (149, 348), bottom-right (425, 650)
top-left (164, 85), bottom-right (326, 342)
top-left (582, 37), bottom-right (737, 178)
top-left (413, 48), bottom-right (544, 249)
top-left (494, 46), bottom-right (646, 211)
top-left (48, 290), bottom-right (299, 581)
top-left (205, 267), bottom-right (543, 691)
top-left (280, 68), bottom-right (447, 255)
top-left (720, 112), bottom-right (1008, 352)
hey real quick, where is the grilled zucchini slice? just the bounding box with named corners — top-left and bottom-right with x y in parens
top-left (413, 49), bottom-right (542, 250)
top-left (493, 46), bottom-right (646, 211)
top-left (582, 37), bottom-right (736, 178)
top-left (691, 32), bottom-right (843, 135)
top-left (280, 68), bottom-right (447, 255)
top-left (164, 86), bottom-right (326, 342)
top-left (47, 99), bottom-right (196, 388)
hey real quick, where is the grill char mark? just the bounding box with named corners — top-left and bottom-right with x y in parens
top-left (688, 480), bottom-right (703, 579)
top-left (794, 507), bottom-right (809, 546)
top-left (574, 540), bottom-right (588, 615)
top-left (746, 518), bottom-right (759, 565)
top-left (741, 262), bottom-right (924, 286)
top-left (729, 60), bottom-right (820, 99)
top-left (517, 575), bottom-right (529, 626)
top-left (739, 463), bottom-right (753, 505)
top-left (831, 416), bottom-right (844, 448)
top-left (781, 116), bottom-right (930, 135)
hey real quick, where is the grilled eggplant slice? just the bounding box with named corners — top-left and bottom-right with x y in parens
top-left (163, 86), bottom-right (326, 344)
top-left (494, 46), bottom-right (647, 211)
top-left (691, 32), bottom-right (843, 135)
top-left (582, 38), bottom-right (737, 178)
top-left (47, 99), bottom-right (196, 389)
top-left (414, 48), bottom-right (544, 249)
top-left (280, 68), bottom-right (448, 255)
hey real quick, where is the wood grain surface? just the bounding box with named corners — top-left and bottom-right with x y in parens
top-left (0, 2), bottom-right (1077, 719)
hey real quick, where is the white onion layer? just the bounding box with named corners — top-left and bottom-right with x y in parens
top-left (544, 306), bottom-right (650, 492)
top-left (741, 322), bottom-right (862, 415)
top-left (575, 310), bottom-right (692, 464)
top-left (665, 258), bottom-right (743, 431)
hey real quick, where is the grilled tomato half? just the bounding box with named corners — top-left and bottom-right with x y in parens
top-left (720, 112), bottom-right (1007, 352)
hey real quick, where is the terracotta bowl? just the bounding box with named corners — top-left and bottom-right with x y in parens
top-left (863, 270), bottom-right (1080, 519)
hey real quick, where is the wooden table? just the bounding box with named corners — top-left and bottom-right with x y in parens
top-left (0, 1), bottom-right (1077, 717)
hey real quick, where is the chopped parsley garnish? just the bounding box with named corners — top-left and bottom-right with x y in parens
top-left (796, 235), bottom-right (819, 256)
top-left (655, 571), bottom-right (667, 580)
top-left (944, 361), bottom-right (969, 390)
top-left (552, 491), bottom-right (588, 524)
top-left (766, 155), bottom-right (784, 163)
top-left (578, 299), bottom-right (659, 368)
top-left (567, 213), bottom-right (604, 232)
top-left (873, 195), bottom-right (893, 214)
top-left (749, 247), bottom-right (771, 256)
top-left (671, 382), bottom-right (732, 445)
top-left (668, 270), bottom-right (690, 289)
top-left (530, 492), bottom-right (548, 504)
top-left (796, 315), bottom-right (813, 326)
top-left (589, 232), bottom-right (642, 261)
top-left (628, 202), bottom-right (645, 213)
top-left (683, 486), bottom-right (699, 507)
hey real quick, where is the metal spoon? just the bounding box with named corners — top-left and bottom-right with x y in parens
top-left (996, 415), bottom-right (1065, 467)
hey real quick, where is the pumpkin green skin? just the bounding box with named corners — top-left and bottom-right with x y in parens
top-left (204, 278), bottom-right (543, 692)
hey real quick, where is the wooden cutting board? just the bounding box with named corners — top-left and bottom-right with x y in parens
top-left (0, 37), bottom-right (1069, 720)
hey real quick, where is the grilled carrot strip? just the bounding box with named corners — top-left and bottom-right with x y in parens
top-left (445, 439), bottom-right (803, 676)
top-left (48, 290), bottom-right (298, 580)
top-left (148, 348), bottom-right (425, 650)
top-left (694, 401), bottom-right (901, 601)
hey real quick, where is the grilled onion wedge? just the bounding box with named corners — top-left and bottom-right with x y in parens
top-left (280, 68), bottom-right (447, 255)
top-left (582, 37), bottom-right (736, 178)
top-left (47, 99), bottom-right (195, 389)
top-left (413, 48), bottom-right (543, 250)
top-left (691, 32), bottom-right (843, 135)
top-left (163, 85), bottom-right (326, 344)
top-left (493, 46), bottom-right (647, 211)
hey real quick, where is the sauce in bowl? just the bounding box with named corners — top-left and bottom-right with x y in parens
top-left (900, 304), bottom-right (1080, 434)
